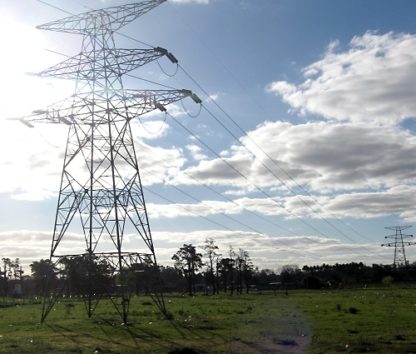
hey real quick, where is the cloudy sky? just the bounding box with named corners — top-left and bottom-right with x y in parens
top-left (1, 0), bottom-right (416, 271)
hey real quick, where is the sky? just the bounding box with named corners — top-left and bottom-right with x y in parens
top-left (1, 0), bottom-right (416, 271)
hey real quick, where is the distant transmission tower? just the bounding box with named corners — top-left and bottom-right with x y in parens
top-left (381, 226), bottom-right (416, 267)
top-left (17, 0), bottom-right (200, 323)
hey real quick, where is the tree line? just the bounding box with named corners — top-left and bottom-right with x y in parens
top-left (171, 240), bottom-right (253, 296)
top-left (2, 239), bottom-right (416, 298)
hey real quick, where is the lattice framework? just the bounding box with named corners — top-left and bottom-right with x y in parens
top-left (18, 0), bottom-right (200, 323)
top-left (382, 226), bottom-right (416, 267)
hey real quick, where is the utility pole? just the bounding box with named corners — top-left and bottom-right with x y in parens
top-left (16, 0), bottom-right (200, 323)
top-left (381, 226), bottom-right (416, 267)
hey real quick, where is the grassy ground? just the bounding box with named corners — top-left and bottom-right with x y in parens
top-left (0, 293), bottom-right (308, 353)
top-left (0, 288), bottom-right (415, 353)
top-left (289, 287), bottom-right (416, 353)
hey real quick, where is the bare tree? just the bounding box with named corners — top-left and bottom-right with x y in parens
top-left (1, 258), bottom-right (23, 297)
top-left (236, 249), bottom-right (253, 294)
top-left (1, 258), bottom-right (11, 297)
top-left (201, 238), bottom-right (219, 294)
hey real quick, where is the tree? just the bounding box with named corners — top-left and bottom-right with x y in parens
top-left (235, 249), bottom-right (253, 294)
top-left (158, 265), bottom-right (186, 292)
top-left (1, 258), bottom-right (24, 296)
top-left (252, 268), bottom-right (279, 289)
top-left (172, 244), bottom-right (203, 296)
top-left (1, 258), bottom-right (12, 297)
top-left (218, 255), bottom-right (235, 294)
top-left (280, 264), bottom-right (301, 285)
top-left (30, 259), bottom-right (57, 294)
top-left (59, 255), bottom-right (115, 296)
top-left (128, 256), bottom-right (158, 295)
top-left (201, 238), bottom-right (219, 294)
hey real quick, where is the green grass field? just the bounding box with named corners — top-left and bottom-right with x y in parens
top-left (291, 288), bottom-right (416, 354)
top-left (0, 288), bottom-right (414, 353)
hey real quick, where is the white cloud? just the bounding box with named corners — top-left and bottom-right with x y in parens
top-left (207, 92), bottom-right (221, 102)
top-left (267, 31), bottom-right (416, 125)
top-left (132, 119), bottom-right (170, 140)
top-left (165, 103), bottom-right (189, 118)
top-left (0, 19), bottom-right (73, 119)
top-left (153, 230), bottom-right (400, 269)
top-left (175, 120), bottom-right (416, 192)
top-left (161, 119), bottom-right (416, 223)
top-left (0, 119), bottom-right (186, 200)
top-left (185, 144), bottom-right (208, 160)
top-left (284, 185), bottom-right (416, 222)
top-left (0, 122), bottom-right (66, 201)
top-left (147, 196), bottom-right (287, 219)
top-left (138, 140), bottom-right (186, 186)
top-left (1, 229), bottom-right (398, 272)
top-left (146, 184), bottom-right (416, 222)
top-left (0, 230), bottom-right (153, 271)
top-left (0, 230), bottom-right (86, 269)
top-left (173, 148), bottom-right (255, 187)
top-left (223, 188), bottom-right (251, 197)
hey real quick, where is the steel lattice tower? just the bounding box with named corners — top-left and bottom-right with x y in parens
top-left (381, 226), bottom-right (416, 267)
top-left (18, 0), bottom-right (200, 323)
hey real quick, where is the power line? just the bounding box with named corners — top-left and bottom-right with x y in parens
top-left (200, 103), bottom-right (367, 244)
top-left (169, 6), bottom-right (372, 244)
top-left (165, 110), bottom-right (376, 256)
top-left (35, 1), bottom-right (322, 239)
top-left (36, 0), bottom-right (72, 15)
top-left (145, 187), bottom-right (232, 233)
top-left (171, 4), bottom-right (268, 116)
top-left (165, 184), bottom-right (264, 235)
top-left (147, 170), bottom-right (340, 262)
top-left (165, 112), bottom-right (335, 240)
top-left (179, 171), bottom-right (299, 236)
top-left (144, 169), bottom-right (296, 237)
top-left (34, 0), bottom-right (374, 256)
top-left (37, 0), bottom-right (312, 241)
top-left (179, 64), bottom-right (374, 244)
top-left (143, 186), bottom-right (321, 261)
top-left (34, 1), bottom-right (300, 241)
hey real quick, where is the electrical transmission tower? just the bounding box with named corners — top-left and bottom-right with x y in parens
top-left (381, 226), bottom-right (416, 267)
top-left (17, 0), bottom-right (200, 323)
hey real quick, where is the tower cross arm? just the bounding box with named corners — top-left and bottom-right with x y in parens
top-left (14, 89), bottom-right (201, 126)
top-left (384, 233), bottom-right (413, 240)
top-left (37, 0), bottom-right (167, 35)
top-left (384, 225), bottom-right (412, 231)
top-left (38, 48), bottom-right (174, 81)
top-left (124, 89), bottom-right (201, 119)
top-left (12, 108), bottom-right (73, 126)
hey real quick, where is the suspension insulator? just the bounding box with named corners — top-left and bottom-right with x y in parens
top-left (166, 52), bottom-right (178, 64)
top-left (191, 93), bottom-right (202, 104)
top-left (155, 102), bottom-right (167, 112)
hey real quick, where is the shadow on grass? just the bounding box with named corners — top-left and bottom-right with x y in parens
top-left (46, 323), bottom-right (135, 352)
top-left (46, 318), bottom-right (218, 353)
top-left (124, 318), bottom-right (223, 352)
top-left (44, 300), bottom-right (235, 354)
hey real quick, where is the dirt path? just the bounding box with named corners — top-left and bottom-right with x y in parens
top-left (267, 299), bottom-right (311, 354)
top-left (229, 295), bottom-right (312, 354)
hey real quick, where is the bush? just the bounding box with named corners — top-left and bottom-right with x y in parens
top-left (382, 275), bottom-right (394, 287)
